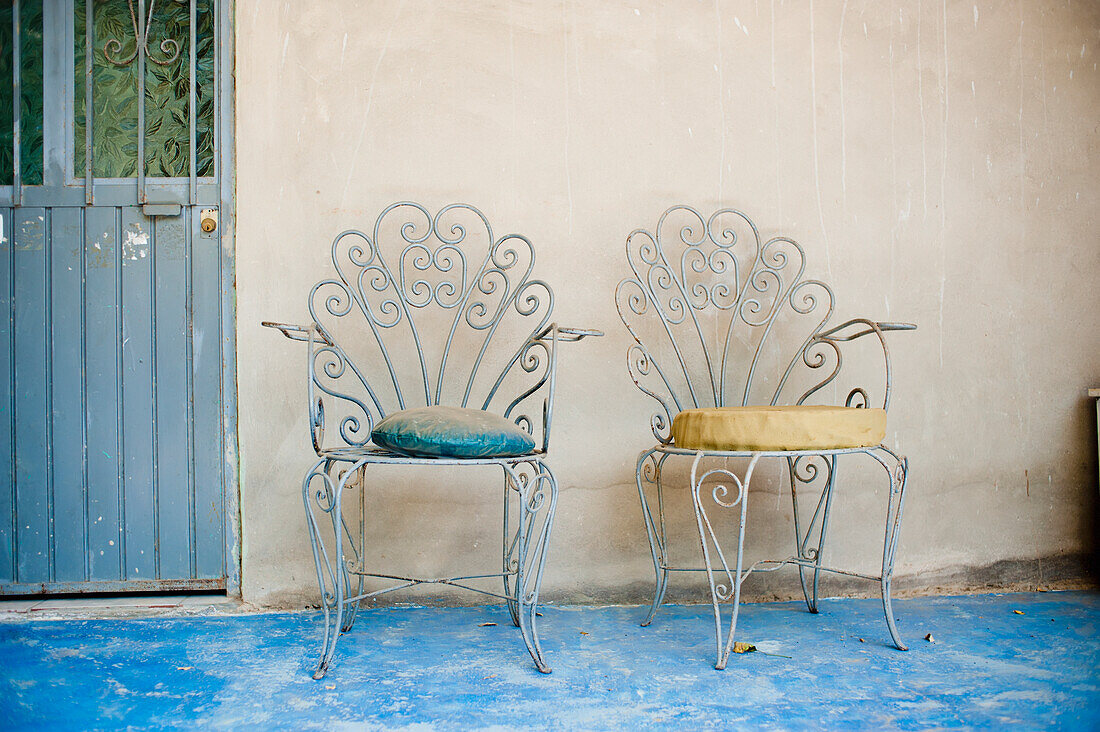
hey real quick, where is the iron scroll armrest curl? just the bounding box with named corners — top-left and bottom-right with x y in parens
top-left (806, 318), bottom-right (916, 411)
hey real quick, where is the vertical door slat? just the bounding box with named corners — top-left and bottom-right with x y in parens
top-left (13, 207), bottom-right (47, 582)
top-left (84, 206), bottom-right (122, 581)
top-left (49, 207), bottom-right (86, 583)
top-left (0, 209), bottom-right (13, 583)
top-left (153, 214), bottom-right (192, 579)
top-left (120, 207), bottom-right (155, 581)
top-left (43, 208), bottom-right (53, 581)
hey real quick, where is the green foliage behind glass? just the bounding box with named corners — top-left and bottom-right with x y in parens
top-left (0, 0), bottom-right (45, 186)
top-left (75, 0), bottom-right (215, 179)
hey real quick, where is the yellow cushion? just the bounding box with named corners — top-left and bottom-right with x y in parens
top-left (671, 405), bottom-right (886, 451)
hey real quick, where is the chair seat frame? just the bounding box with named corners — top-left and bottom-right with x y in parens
top-left (266, 202), bottom-right (599, 678)
top-left (616, 205), bottom-right (915, 669)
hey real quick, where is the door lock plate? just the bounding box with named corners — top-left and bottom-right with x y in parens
top-left (200, 208), bottom-right (218, 235)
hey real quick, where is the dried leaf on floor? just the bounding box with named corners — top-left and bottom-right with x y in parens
top-left (580, 631), bottom-right (589, 635)
top-left (732, 642), bottom-right (756, 654)
top-left (176, 666), bottom-right (193, 671)
top-left (325, 684), bottom-right (335, 690)
top-left (924, 633), bottom-right (934, 642)
top-left (477, 622), bottom-right (497, 627)
top-left (1013, 610), bottom-right (1025, 615)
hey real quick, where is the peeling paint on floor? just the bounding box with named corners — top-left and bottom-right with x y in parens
top-left (1, 592), bottom-right (1097, 729)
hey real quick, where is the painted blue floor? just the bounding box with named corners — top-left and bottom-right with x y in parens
top-left (2, 592), bottom-right (1098, 730)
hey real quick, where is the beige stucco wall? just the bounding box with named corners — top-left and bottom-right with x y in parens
top-left (234, 0), bottom-right (1100, 607)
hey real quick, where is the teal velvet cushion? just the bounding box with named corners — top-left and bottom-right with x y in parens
top-left (370, 405), bottom-right (536, 458)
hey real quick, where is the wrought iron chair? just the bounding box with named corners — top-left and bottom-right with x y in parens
top-left (265, 202), bottom-right (599, 678)
top-left (615, 205), bottom-right (915, 669)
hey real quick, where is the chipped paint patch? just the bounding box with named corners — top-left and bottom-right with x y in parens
top-left (122, 226), bottom-right (150, 261)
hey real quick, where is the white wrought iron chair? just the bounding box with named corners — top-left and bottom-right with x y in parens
top-left (266, 202), bottom-right (599, 678)
top-left (616, 205), bottom-right (914, 669)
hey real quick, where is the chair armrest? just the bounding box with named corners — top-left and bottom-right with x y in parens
top-left (816, 319), bottom-right (916, 343)
top-left (803, 318), bottom-right (916, 412)
top-left (261, 320), bottom-right (333, 347)
top-left (534, 323), bottom-right (604, 343)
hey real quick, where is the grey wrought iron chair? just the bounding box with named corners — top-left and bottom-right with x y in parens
top-left (265, 202), bottom-right (599, 679)
top-left (616, 205), bottom-right (914, 669)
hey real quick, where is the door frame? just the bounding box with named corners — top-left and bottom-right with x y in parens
top-left (0, 0), bottom-right (240, 597)
top-left (217, 0), bottom-right (240, 598)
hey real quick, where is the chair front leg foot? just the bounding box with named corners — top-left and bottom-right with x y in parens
top-left (642, 569), bottom-right (670, 628)
top-left (517, 599), bottom-right (552, 674)
top-left (689, 452), bottom-right (760, 670)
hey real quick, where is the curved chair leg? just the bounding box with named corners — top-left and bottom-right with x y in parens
top-left (502, 470), bottom-right (520, 628)
top-left (304, 459), bottom-right (367, 679)
top-left (791, 455), bottom-right (837, 614)
top-left (303, 459), bottom-right (346, 679)
top-left (636, 448), bottom-right (669, 627)
top-left (880, 453), bottom-right (910, 651)
top-left (506, 459), bottom-right (558, 674)
top-left (689, 452), bottom-right (761, 670)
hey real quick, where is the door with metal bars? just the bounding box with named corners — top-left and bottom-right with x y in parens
top-left (0, 0), bottom-right (236, 594)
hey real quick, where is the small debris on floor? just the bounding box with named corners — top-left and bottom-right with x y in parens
top-left (1014, 610), bottom-right (1025, 615)
top-left (924, 633), bottom-right (934, 643)
top-left (325, 685), bottom-right (335, 690)
top-left (477, 622), bottom-right (497, 627)
top-left (859, 638), bottom-right (865, 643)
top-left (732, 642), bottom-right (756, 654)
top-left (580, 631), bottom-right (589, 635)
top-left (176, 666), bottom-right (193, 671)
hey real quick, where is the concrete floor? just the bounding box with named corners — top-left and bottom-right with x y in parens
top-left (1, 591), bottom-right (1098, 729)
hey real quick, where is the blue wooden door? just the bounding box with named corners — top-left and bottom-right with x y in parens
top-left (0, 0), bottom-right (235, 594)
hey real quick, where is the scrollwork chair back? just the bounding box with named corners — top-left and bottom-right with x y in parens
top-left (615, 205), bottom-right (896, 443)
top-left (307, 202), bottom-right (558, 454)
